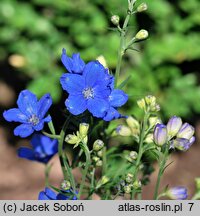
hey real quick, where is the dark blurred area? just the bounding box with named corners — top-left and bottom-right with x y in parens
top-left (0, 0), bottom-right (200, 199)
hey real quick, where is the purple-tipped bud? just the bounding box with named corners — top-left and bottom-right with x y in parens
top-left (177, 123), bottom-right (194, 139)
top-left (171, 137), bottom-right (194, 151)
top-left (153, 124), bottom-right (168, 146)
top-left (167, 116), bottom-right (182, 138)
top-left (166, 187), bottom-right (188, 200)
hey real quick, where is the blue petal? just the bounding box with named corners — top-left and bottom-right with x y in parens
top-left (60, 73), bottom-right (84, 95)
top-left (3, 108), bottom-right (28, 123)
top-left (17, 90), bottom-right (37, 117)
top-left (18, 147), bottom-right (35, 160)
top-left (38, 188), bottom-right (57, 200)
top-left (87, 98), bottom-right (109, 118)
top-left (93, 85), bottom-right (111, 99)
top-left (103, 107), bottom-right (121, 121)
top-left (71, 53), bottom-right (85, 74)
top-left (37, 93), bottom-right (52, 119)
top-left (61, 48), bottom-right (73, 73)
top-left (14, 124), bottom-right (34, 137)
top-left (38, 192), bottom-right (51, 200)
top-left (109, 89), bottom-right (128, 107)
top-left (83, 61), bottom-right (109, 87)
top-left (56, 193), bottom-right (70, 200)
top-left (65, 94), bottom-right (87, 115)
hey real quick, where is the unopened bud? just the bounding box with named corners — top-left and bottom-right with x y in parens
top-left (111, 15), bottom-right (120, 26)
top-left (137, 98), bottom-right (146, 110)
top-left (126, 116), bottom-right (140, 130)
top-left (153, 124), bottom-right (168, 146)
top-left (124, 185), bottom-right (132, 194)
top-left (92, 156), bottom-right (100, 163)
top-left (61, 180), bottom-right (71, 190)
top-left (116, 125), bottom-right (132, 136)
top-left (133, 180), bottom-right (141, 189)
top-left (145, 95), bottom-right (156, 106)
top-left (97, 150), bottom-right (103, 158)
top-left (135, 29), bottom-right (148, 40)
top-left (129, 151), bottom-right (138, 160)
top-left (167, 116), bottom-right (182, 138)
top-left (125, 173), bottom-right (134, 183)
top-left (93, 140), bottom-right (104, 151)
top-left (149, 116), bottom-right (162, 128)
top-left (96, 176), bottom-right (109, 189)
top-left (144, 133), bottom-right (153, 143)
top-left (137, 3), bottom-right (148, 12)
top-left (65, 134), bottom-right (79, 144)
top-left (96, 160), bottom-right (103, 167)
top-left (79, 123), bottom-right (89, 137)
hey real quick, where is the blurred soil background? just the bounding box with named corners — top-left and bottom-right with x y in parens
top-left (0, 0), bottom-right (200, 199)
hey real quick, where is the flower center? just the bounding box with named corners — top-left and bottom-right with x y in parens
top-left (29, 114), bottom-right (39, 126)
top-left (82, 87), bottom-right (94, 99)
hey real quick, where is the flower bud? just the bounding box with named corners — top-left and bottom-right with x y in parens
top-left (129, 151), bottom-right (138, 160)
top-left (111, 15), bottom-right (120, 26)
top-left (177, 123), bottom-right (195, 139)
top-left (79, 123), bottom-right (89, 137)
top-left (126, 116), bottom-right (139, 129)
top-left (65, 134), bottom-right (79, 144)
top-left (144, 133), bottom-right (153, 143)
top-left (92, 156), bottom-right (100, 163)
top-left (137, 3), bottom-right (148, 12)
top-left (145, 95), bottom-right (156, 105)
top-left (96, 55), bottom-right (108, 68)
top-left (116, 125), bottom-right (132, 136)
top-left (153, 124), bottom-right (168, 146)
top-left (96, 160), bottom-right (103, 167)
top-left (135, 29), bottom-right (148, 40)
top-left (125, 173), bottom-right (134, 183)
top-left (61, 180), bottom-right (71, 190)
top-left (166, 187), bottom-right (188, 200)
top-left (124, 185), bottom-right (132, 194)
top-left (97, 150), bottom-right (103, 158)
top-left (137, 98), bottom-right (146, 110)
top-left (167, 116), bottom-right (182, 138)
top-left (96, 176), bottom-right (109, 189)
top-left (93, 140), bottom-right (104, 151)
top-left (132, 180), bottom-right (141, 189)
top-left (149, 116), bottom-right (162, 128)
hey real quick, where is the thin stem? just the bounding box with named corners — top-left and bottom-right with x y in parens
top-left (42, 131), bottom-right (60, 139)
top-left (131, 112), bottom-right (150, 199)
top-left (44, 164), bottom-right (52, 187)
top-left (88, 168), bottom-right (95, 199)
top-left (78, 142), bottom-right (91, 199)
top-left (153, 144), bottom-right (169, 200)
top-left (114, 0), bottom-right (136, 87)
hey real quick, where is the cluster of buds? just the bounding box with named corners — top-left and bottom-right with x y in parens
top-left (65, 123), bottom-right (89, 147)
top-left (153, 116), bottom-right (195, 151)
top-left (137, 95), bottom-right (160, 113)
top-left (117, 174), bottom-right (141, 194)
top-left (114, 116), bottom-right (140, 138)
top-left (91, 140), bottom-right (104, 167)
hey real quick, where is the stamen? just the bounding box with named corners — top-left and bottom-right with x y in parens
top-left (82, 87), bottom-right (94, 99)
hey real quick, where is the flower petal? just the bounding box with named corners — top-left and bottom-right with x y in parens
top-left (103, 107), bottom-right (121, 121)
top-left (14, 124), bottom-right (34, 138)
top-left (38, 187), bottom-right (57, 200)
top-left (37, 93), bottom-right (52, 119)
top-left (60, 73), bottom-right (84, 95)
top-left (71, 53), bottom-right (85, 74)
top-left (65, 95), bottom-right (87, 115)
top-left (17, 90), bottom-right (37, 117)
top-left (93, 85), bottom-right (111, 99)
top-left (3, 108), bottom-right (28, 123)
top-left (18, 147), bottom-right (35, 160)
top-left (83, 61), bottom-right (109, 87)
top-left (87, 98), bottom-right (109, 118)
top-left (109, 89), bottom-right (128, 107)
top-left (61, 48), bottom-right (73, 73)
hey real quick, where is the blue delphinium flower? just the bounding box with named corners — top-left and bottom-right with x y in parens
top-left (166, 186), bottom-right (188, 200)
top-left (61, 48), bottom-right (85, 74)
top-left (60, 51), bottom-right (128, 120)
top-left (3, 90), bottom-right (52, 138)
top-left (38, 187), bottom-right (78, 200)
top-left (18, 134), bottom-right (58, 163)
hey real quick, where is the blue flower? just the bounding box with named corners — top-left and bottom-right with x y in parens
top-left (18, 134), bottom-right (58, 163)
top-left (61, 48), bottom-right (85, 74)
top-left (3, 90), bottom-right (52, 138)
top-left (153, 123), bottom-right (168, 146)
top-left (38, 187), bottom-right (78, 200)
top-left (60, 61), bottom-right (112, 118)
top-left (167, 186), bottom-right (188, 200)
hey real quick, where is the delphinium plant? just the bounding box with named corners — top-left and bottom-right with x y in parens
top-left (2, 0), bottom-right (197, 200)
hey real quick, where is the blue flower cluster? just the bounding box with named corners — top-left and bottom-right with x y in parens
top-left (38, 187), bottom-right (78, 200)
top-left (3, 90), bottom-right (52, 138)
top-left (18, 134), bottom-right (58, 163)
top-left (60, 49), bottom-right (128, 121)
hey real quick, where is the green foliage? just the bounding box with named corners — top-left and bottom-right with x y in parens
top-left (1, 0), bottom-right (200, 119)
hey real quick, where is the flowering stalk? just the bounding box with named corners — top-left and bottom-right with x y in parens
top-left (153, 143), bottom-right (169, 199)
top-left (115, 0), bottom-right (137, 87)
top-left (78, 141), bottom-right (91, 199)
top-left (131, 111), bottom-right (150, 199)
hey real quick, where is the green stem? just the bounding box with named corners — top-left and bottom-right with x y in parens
top-left (114, 0), bottom-right (136, 88)
top-left (45, 164), bottom-right (52, 187)
top-left (42, 131), bottom-right (60, 139)
top-left (88, 168), bottom-right (95, 199)
top-left (153, 144), bottom-right (169, 200)
top-left (131, 112), bottom-right (150, 199)
top-left (78, 142), bottom-right (91, 199)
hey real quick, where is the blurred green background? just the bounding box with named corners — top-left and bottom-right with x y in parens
top-left (0, 0), bottom-right (200, 120)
